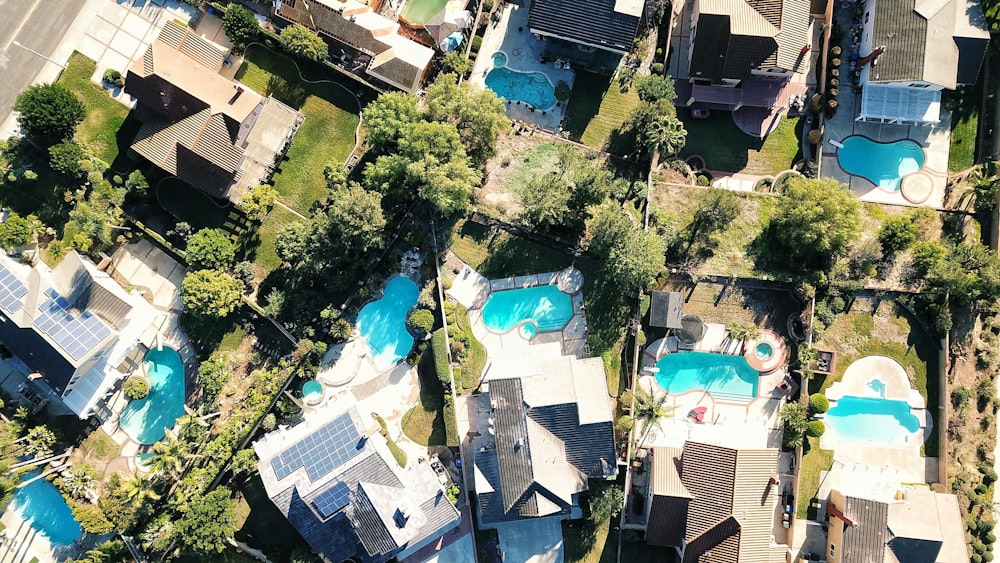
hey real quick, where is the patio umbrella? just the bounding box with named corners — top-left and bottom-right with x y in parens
top-left (440, 31), bottom-right (464, 52)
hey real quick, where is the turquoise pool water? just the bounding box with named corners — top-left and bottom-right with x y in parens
top-left (302, 380), bottom-right (322, 397)
top-left (485, 68), bottom-right (558, 110)
top-left (358, 276), bottom-right (419, 371)
top-left (655, 352), bottom-right (759, 401)
top-left (755, 343), bottom-right (773, 359)
top-left (482, 285), bottom-right (573, 333)
top-left (837, 136), bottom-right (925, 191)
top-left (493, 51), bottom-right (507, 67)
top-left (826, 395), bottom-right (921, 445)
top-left (120, 347), bottom-right (186, 445)
top-left (11, 470), bottom-right (82, 547)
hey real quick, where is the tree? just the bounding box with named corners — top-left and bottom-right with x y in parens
top-left (726, 322), bottom-right (759, 352)
top-left (55, 463), bottom-right (97, 501)
top-left (146, 430), bottom-right (190, 479)
top-left (408, 155), bottom-right (480, 215)
top-left (780, 402), bottom-right (808, 448)
top-left (175, 487), bottom-right (239, 554)
top-left (618, 383), bottom-right (674, 453)
top-left (806, 420), bottom-right (826, 437)
top-left (636, 74), bottom-right (676, 103)
top-left (278, 23), bottom-right (327, 61)
top-left (589, 483), bottom-right (624, 521)
top-left (185, 229), bottom-right (235, 271)
top-left (222, 5), bottom-right (259, 48)
top-left (424, 73), bottom-right (510, 167)
top-left (119, 473), bottom-right (161, 506)
top-left (770, 177), bottom-right (861, 271)
top-left (13, 83), bottom-right (86, 144)
top-left (123, 376), bottom-right (149, 400)
top-left (878, 214), bottom-right (919, 253)
top-left (49, 140), bottom-right (86, 178)
top-left (275, 221), bottom-right (312, 267)
top-left (586, 203), bottom-right (665, 293)
top-left (233, 261), bottom-right (255, 293)
top-left (0, 212), bottom-right (34, 249)
top-left (24, 425), bottom-right (56, 458)
top-left (71, 502), bottom-right (114, 534)
top-left (197, 354), bottom-right (230, 401)
top-left (230, 449), bottom-right (258, 478)
top-left (361, 92), bottom-right (421, 152)
top-left (320, 184), bottom-right (386, 261)
top-left (125, 170), bottom-right (150, 195)
top-left (240, 184), bottom-right (278, 222)
top-left (518, 145), bottom-right (612, 230)
top-left (441, 51), bottom-right (472, 76)
top-left (408, 308), bottom-right (435, 334)
top-left (181, 269), bottom-right (243, 317)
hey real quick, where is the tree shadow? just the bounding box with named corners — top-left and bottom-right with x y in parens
top-left (266, 74), bottom-right (309, 110)
top-left (562, 71), bottom-right (612, 140)
top-left (110, 113), bottom-right (143, 173)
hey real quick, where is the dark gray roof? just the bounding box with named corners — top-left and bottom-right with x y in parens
top-left (956, 36), bottom-right (989, 85)
top-left (840, 496), bottom-right (889, 562)
top-left (349, 484), bottom-right (398, 561)
top-left (887, 537), bottom-right (941, 563)
top-left (527, 405), bottom-right (616, 478)
top-left (491, 377), bottom-right (537, 516)
top-left (650, 291), bottom-right (684, 329)
top-left (527, 0), bottom-right (641, 55)
top-left (872, 0), bottom-right (927, 83)
top-left (0, 309), bottom-right (74, 392)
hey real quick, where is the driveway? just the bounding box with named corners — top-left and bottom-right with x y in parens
top-left (495, 518), bottom-right (564, 563)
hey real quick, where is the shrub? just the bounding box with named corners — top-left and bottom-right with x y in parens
top-left (806, 420), bottom-right (825, 437)
top-left (981, 464), bottom-right (998, 485)
top-left (123, 376), bottom-right (149, 400)
top-left (431, 329), bottom-right (451, 388)
top-left (808, 393), bottom-right (829, 414)
top-left (386, 440), bottom-right (407, 467)
top-left (807, 128), bottom-right (823, 145)
top-left (261, 413), bottom-right (277, 431)
top-left (442, 278), bottom-right (453, 290)
top-left (408, 308), bottom-right (435, 334)
top-left (696, 174), bottom-right (710, 186)
top-left (471, 36), bottom-right (483, 53)
top-left (651, 62), bottom-right (664, 74)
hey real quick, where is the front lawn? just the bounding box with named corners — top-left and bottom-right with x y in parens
top-left (563, 71), bottom-right (642, 156)
top-left (57, 52), bottom-right (130, 165)
top-left (797, 436), bottom-right (834, 518)
top-left (677, 109), bottom-right (801, 174)
top-left (236, 45), bottom-right (361, 214)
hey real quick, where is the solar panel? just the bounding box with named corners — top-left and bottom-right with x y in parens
top-left (269, 412), bottom-right (365, 482)
top-left (0, 262), bottom-right (27, 313)
top-left (311, 481), bottom-right (351, 518)
top-left (33, 288), bottom-right (113, 361)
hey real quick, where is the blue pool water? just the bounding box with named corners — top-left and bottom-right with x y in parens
top-left (11, 470), bottom-right (82, 546)
top-left (482, 285), bottom-right (573, 333)
top-left (654, 352), bottom-right (759, 401)
top-left (826, 396), bottom-right (921, 445)
top-left (358, 276), bottom-right (419, 371)
top-left (120, 347), bottom-right (186, 445)
top-left (493, 51), bottom-right (507, 67)
top-left (302, 380), bottom-right (323, 397)
top-left (837, 136), bottom-right (925, 191)
top-left (485, 68), bottom-right (558, 110)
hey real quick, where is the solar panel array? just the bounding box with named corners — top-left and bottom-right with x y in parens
top-left (311, 481), bottom-right (351, 519)
top-left (270, 412), bottom-right (365, 482)
top-left (0, 261), bottom-right (27, 313)
top-left (33, 288), bottom-right (113, 361)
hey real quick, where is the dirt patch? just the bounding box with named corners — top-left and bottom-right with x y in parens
top-left (659, 280), bottom-right (802, 340)
top-left (478, 134), bottom-right (550, 220)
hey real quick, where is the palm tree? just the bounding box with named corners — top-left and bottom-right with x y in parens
top-left (727, 322), bottom-right (760, 354)
top-left (146, 431), bottom-right (190, 479)
top-left (618, 383), bottom-right (674, 456)
top-left (55, 464), bottom-right (97, 501)
top-left (646, 116), bottom-right (688, 158)
top-left (120, 473), bottom-right (162, 506)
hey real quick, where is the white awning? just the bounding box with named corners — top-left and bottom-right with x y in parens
top-left (858, 84), bottom-right (941, 125)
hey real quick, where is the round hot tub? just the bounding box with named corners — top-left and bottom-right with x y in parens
top-left (519, 321), bottom-right (539, 341)
top-left (754, 342), bottom-right (774, 360)
top-left (492, 51), bottom-right (508, 68)
top-left (302, 380), bottom-right (324, 406)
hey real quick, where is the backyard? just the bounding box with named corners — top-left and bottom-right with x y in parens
top-left (677, 109), bottom-right (802, 175)
top-left (945, 83), bottom-right (980, 172)
top-left (563, 71), bottom-right (642, 156)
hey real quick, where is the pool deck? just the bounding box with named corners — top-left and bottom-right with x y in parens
top-left (468, 0), bottom-right (575, 132)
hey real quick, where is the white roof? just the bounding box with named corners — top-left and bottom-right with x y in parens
top-left (859, 84), bottom-right (941, 124)
top-left (614, 0), bottom-right (644, 17)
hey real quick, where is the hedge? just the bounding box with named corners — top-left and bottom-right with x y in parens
top-left (808, 393), bottom-right (829, 414)
top-left (806, 420), bottom-right (826, 437)
top-left (386, 440), bottom-right (408, 468)
top-left (444, 395), bottom-right (458, 447)
top-left (431, 328), bottom-right (451, 389)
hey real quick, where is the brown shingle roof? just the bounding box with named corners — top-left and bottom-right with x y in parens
top-left (839, 496), bottom-right (889, 562)
top-left (647, 447), bottom-right (690, 547)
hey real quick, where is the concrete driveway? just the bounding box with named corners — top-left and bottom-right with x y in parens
top-left (496, 518), bottom-right (564, 563)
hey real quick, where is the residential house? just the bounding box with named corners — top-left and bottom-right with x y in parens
top-left (124, 21), bottom-right (302, 202)
top-left (527, 0), bottom-right (645, 68)
top-left (855, 0), bottom-right (989, 124)
top-left (472, 356), bottom-right (617, 527)
top-left (826, 487), bottom-right (967, 562)
top-left (644, 441), bottom-right (788, 562)
top-left (0, 251), bottom-right (161, 420)
top-left (680, 0), bottom-right (813, 112)
top-left (255, 402), bottom-right (460, 562)
top-left (273, 0), bottom-right (434, 93)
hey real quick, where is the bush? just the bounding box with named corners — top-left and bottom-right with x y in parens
top-left (650, 62), bottom-right (664, 74)
top-left (471, 36), bottom-right (483, 54)
top-left (808, 393), bottom-right (829, 414)
top-left (123, 376), bottom-right (149, 400)
top-left (408, 308), bottom-right (435, 334)
top-left (431, 329), bottom-right (451, 388)
top-left (806, 420), bottom-right (826, 437)
top-left (807, 128), bottom-right (823, 145)
top-left (981, 464), bottom-right (998, 485)
top-left (386, 440), bottom-right (407, 468)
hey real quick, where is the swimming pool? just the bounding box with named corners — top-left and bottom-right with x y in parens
top-left (837, 136), bottom-right (925, 191)
top-left (754, 343), bottom-right (773, 360)
top-left (654, 352), bottom-right (759, 401)
top-left (358, 276), bottom-right (419, 371)
top-left (825, 395), bottom-right (921, 446)
top-left (120, 347), bottom-right (186, 445)
top-left (11, 470), bottom-right (82, 547)
top-left (482, 285), bottom-right (573, 333)
top-left (485, 68), bottom-right (558, 110)
top-left (400, 0), bottom-right (447, 25)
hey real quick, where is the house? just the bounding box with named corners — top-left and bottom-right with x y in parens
top-left (527, 0), bottom-right (644, 67)
top-left (649, 290), bottom-right (684, 329)
top-left (273, 0), bottom-right (434, 93)
top-left (255, 403), bottom-right (460, 563)
top-left (0, 251), bottom-right (161, 420)
top-left (644, 441), bottom-right (788, 562)
top-left (681, 0), bottom-right (812, 111)
top-left (826, 487), bottom-right (967, 562)
top-left (124, 21), bottom-right (302, 202)
top-left (472, 356), bottom-right (617, 527)
top-left (855, 0), bottom-right (989, 124)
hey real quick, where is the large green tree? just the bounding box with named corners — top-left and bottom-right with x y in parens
top-left (278, 23), bottom-right (327, 61)
top-left (318, 183), bottom-right (386, 262)
top-left (174, 487), bottom-right (239, 554)
top-left (185, 229), bottom-right (235, 271)
top-left (635, 74), bottom-right (676, 103)
top-left (424, 73), bottom-right (510, 167)
top-left (222, 5), bottom-right (259, 48)
top-left (770, 177), bottom-right (861, 271)
top-left (361, 92), bottom-right (421, 152)
top-left (518, 146), bottom-right (612, 230)
top-left (181, 270), bottom-right (243, 317)
top-left (0, 212), bottom-right (34, 250)
top-left (586, 202), bottom-right (665, 292)
top-left (13, 83), bottom-right (86, 145)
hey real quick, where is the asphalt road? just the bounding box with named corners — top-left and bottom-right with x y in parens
top-left (0, 0), bottom-right (88, 121)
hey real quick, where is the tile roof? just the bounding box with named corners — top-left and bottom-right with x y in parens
top-left (839, 496), bottom-right (889, 562)
top-left (646, 447), bottom-right (690, 547)
top-left (527, 0), bottom-right (642, 55)
top-left (871, 0), bottom-right (928, 83)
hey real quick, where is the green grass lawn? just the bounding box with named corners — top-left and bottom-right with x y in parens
top-left (797, 436), bottom-right (834, 518)
top-left (401, 349), bottom-right (447, 446)
top-left (946, 84), bottom-right (980, 172)
top-left (454, 304), bottom-right (486, 392)
top-left (677, 109), bottom-right (801, 175)
top-left (57, 52), bottom-right (130, 165)
top-left (252, 206), bottom-right (302, 277)
top-left (236, 45), bottom-right (361, 214)
top-left (563, 71), bottom-right (642, 156)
